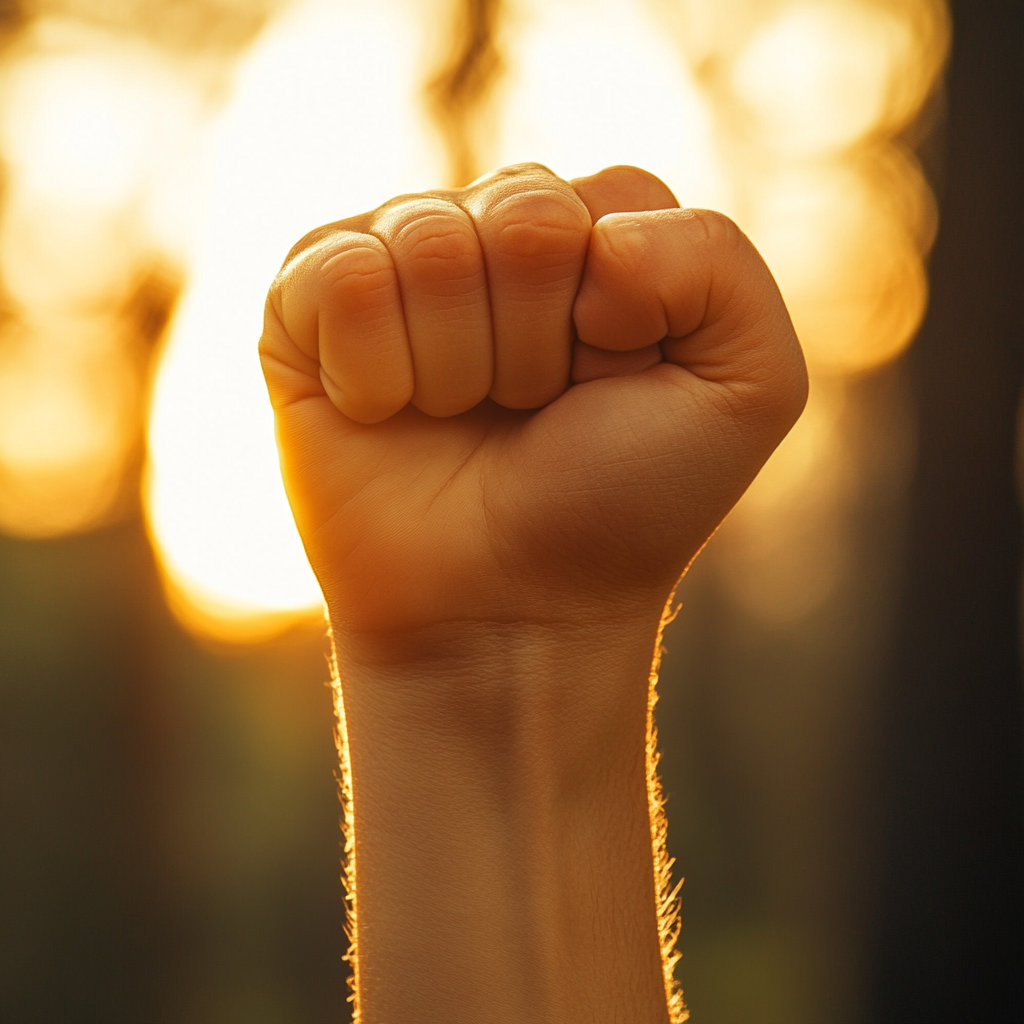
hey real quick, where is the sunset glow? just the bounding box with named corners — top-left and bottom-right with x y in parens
top-left (145, 0), bottom-right (447, 639)
top-left (0, 0), bottom-right (948, 636)
top-left (0, 19), bottom-right (200, 537)
top-left (148, 0), bottom-right (948, 638)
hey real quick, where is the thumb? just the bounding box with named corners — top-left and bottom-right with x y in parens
top-left (568, 165), bottom-right (679, 385)
top-left (572, 207), bottom-right (808, 448)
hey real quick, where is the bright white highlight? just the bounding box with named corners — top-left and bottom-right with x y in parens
top-left (730, 2), bottom-right (913, 157)
top-left (496, 0), bottom-right (729, 211)
top-left (2, 46), bottom-right (166, 210)
top-left (0, 20), bottom-right (200, 538)
top-left (145, 0), bottom-right (446, 637)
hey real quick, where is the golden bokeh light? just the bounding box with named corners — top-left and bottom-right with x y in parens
top-left (746, 154), bottom-right (934, 373)
top-left (494, 0), bottom-right (730, 211)
top-left (145, 0), bottom-right (448, 640)
top-left (3, 38), bottom-right (161, 209)
top-left (0, 17), bottom-right (202, 538)
top-left (0, 0), bottom-right (949, 637)
top-left (0, 315), bottom-right (140, 537)
top-left (730, 2), bottom-right (918, 157)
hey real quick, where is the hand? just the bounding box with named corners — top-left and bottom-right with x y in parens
top-left (259, 163), bottom-right (806, 649)
top-left (258, 163), bottom-right (806, 1024)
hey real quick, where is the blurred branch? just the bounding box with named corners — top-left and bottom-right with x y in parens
top-left (425, 0), bottom-right (505, 187)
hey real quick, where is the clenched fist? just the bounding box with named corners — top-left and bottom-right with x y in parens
top-left (259, 163), bottom-right (806, 1024)
top-left (260, 163), bottom-right (805, 642)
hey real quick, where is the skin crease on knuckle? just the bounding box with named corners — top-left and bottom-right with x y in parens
top-left (486, 188), bottom-right (591, 271)
top-left (399, 223), bottom-right (482, 293)
top-left (371, 202), bottom-right (494, 416)
top-left (315, 243), bottom-right (414, 423)
top-left (462, 164), bottom-right (590, 258)
top-left (375, 203), bottom-right (483, 290)
top-left (318, 243), bottom-right (397, 317)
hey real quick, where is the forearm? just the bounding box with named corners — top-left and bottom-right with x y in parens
top-left (266, 162), bottom-right (804, 1023)
top-left (333, 617), bottom-right (675, 1024)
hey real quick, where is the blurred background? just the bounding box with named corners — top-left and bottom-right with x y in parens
top-left (0, 0), bottom-right (1019, 1021)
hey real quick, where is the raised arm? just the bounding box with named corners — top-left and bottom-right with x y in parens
top-left (259, 163), bottom-right (806, 1024)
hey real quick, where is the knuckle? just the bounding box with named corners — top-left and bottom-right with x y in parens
top-left (283, 221), bottom-right (346, 270)
top-left (282, 230), bottom-right (320, 269)
top-left (488, 189), bottom-right (591, 264)
top-left (318, 242), bottom-right (394, 312)
top-left (392, 211), bottom-right (481, 287)
top-left (593, 165), bottom-right (678, 208)
top-left (495, 160), bottom-right (558, 179)
top-left (473, 161), bottom-right (558, 187)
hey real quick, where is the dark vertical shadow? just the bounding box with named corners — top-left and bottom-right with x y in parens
top-left (871, 1), bottom-right (1024, 1020)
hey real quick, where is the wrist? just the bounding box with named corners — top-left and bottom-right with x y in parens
top-left (331, 612), bottom-right (674, 1024)
top-left (332, 611), bottom-right (664, 777)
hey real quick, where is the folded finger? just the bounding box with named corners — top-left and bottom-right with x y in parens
top-left (570, 164), bottom-right (679, 222)
top-left (461, 164), bottom-right (591, 410)
top-left (570, 340), bottom-right (664, 384)
top-left (274, 227), bottom-right (414, 424)
top-left (371, 197), bottom-right (492, 417)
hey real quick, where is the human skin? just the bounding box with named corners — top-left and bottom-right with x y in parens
top-left (259, 163), bottom-right (807, 1023)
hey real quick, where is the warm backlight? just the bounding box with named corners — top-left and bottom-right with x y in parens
top-left (494, 0), bottom-right (729, 211)
top-left (0, 19), bottom-right (199, 537)
top-left (731, 2), bottom-right (912, 157)
top-left (145, 0), bottom-right (447, 639)
top-left (144, 0), bottom-right (731, 639)
top-left (0, 0), bottom-right (948, 636)
top-left (145, 0), bottom-right (946, 639)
